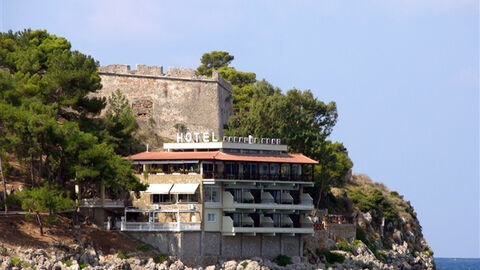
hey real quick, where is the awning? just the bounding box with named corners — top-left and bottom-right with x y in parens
top-left (145, 184), bottom-right (173, 194)
top-left (170, 184), bottom-right (199, 194)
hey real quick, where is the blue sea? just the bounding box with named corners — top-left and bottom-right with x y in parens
top-left (435, 258), bottom-right (480, 270)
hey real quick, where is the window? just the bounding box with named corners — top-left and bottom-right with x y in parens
top-left (207, 213), bottom-right (216, 222)
top-left (152, 194), bottom-right (173, 203)
top-left (205, 186), bottom-right (220, 202)
top-left (177, 192), bottom-right (199, 203)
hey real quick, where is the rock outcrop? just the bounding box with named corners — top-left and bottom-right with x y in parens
top-left (0, 241), bottom-right (434, 270)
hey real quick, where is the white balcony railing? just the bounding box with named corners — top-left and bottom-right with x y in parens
top-left (79, 199), bottom-right (125, 208)
top-left (120, 221), bottom-right (201, 232)
top-left (222, 216), bottom-right (314, 235)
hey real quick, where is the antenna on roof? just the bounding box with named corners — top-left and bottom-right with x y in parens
top-left (146, 144), bottom-right (149, 152)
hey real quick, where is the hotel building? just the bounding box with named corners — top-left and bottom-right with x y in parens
top-left (83, 135), bottom-right (318, 262)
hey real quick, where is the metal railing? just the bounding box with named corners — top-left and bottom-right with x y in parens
top-left (120, 221), bottom-right (201, 231)
top-left (202, 172), bottom-right (311, 181)
top-left (79, 199), bottom-right (125, 208)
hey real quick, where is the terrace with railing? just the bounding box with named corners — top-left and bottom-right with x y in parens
top-left (79, 198), bottom-right (125, 208)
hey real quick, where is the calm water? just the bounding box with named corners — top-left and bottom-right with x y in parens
top-left (435, 258), bottom-right (480, 270)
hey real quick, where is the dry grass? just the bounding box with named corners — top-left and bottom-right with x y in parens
top-left (0, 214), bottom-right (152, 255)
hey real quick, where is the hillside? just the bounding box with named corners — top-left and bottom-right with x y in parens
top-left (307, 174), bottom-right (436, 269)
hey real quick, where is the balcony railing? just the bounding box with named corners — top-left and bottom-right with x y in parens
top-left (222, 216), bottom-right (314, 235)
top-left (202, 172), bottom-right (311, 182)
top-left (120, 221), bottom-right (201, 232)
top-left (79, 199), bottom-right (125, 208)
top-left (223, 191), bottom-right (314, 211)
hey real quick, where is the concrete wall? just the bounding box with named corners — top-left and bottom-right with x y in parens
top-left (128, 232), bottom-right (304, 265)
top-left (204, 208), bottom-right (221, 231)
top-left (96, 65), bottom-right (233, 146)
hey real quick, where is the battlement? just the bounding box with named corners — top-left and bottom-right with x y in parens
top-left (99, 64), bottom-right (207, 79)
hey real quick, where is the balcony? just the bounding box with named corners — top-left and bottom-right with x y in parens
top-left (222, 216), bottom-right (314, 236)
top-left (120, 221), bottom-right (201, 232)
top-left (223, 191), bottom-right (314, 211)
top-left (79, 199), bottom-right (125, 208)
top-left (202, 172), bottom-right (312, 182)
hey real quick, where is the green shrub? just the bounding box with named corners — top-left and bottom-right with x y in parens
top-left (154, 254), bottom-right (168, 264)
top-left (79, 262), bottom-right (88, 269)
top-left (315, 249), bottom-right (345, 264)
top-left (356, 227), bottom-right (377, 254)
top-left (274, 254), bottom-right (292, 266)
top-left (376, 251), bottom-right (387, 262)
top-left (347, 188), bottom-right (398, 223)
top-left (11, 257), bottom-right (21, 266)
top-left (137, 244), bottom-right (152, 252)
top-left (351, 240), bottom-right (363, 247)
top-left (63, 259), bottom-right (73, 267)
top-left (241, 261), bottom-right (249, 268)
top-left (0, 247), bottom-right (8, 256)
top-left (389, 191), bottom-right (403, 199)
top-left (422, 248), bottom-right (434, 257)
top-left (117, 252), bottom-right (128, 260)
top-left (336, 240), bottom-right (354, 253)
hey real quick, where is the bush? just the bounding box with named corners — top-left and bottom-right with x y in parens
top-left (315, 249), bottom-right (345, 264)
top-left (79, 262), bottom-right (88, 269)
top-left (274, 254), bottom-right (292, 266)
top-left (154, 254), bottom-right (168, 264)
top-left (347, 187), bottom-right (398, 223)
top-left (356, 227), bottom-right (377, 254)
top-left (117, 252), bottom-right (128, 259)
top-left (336, 240), bottom-right (354, 253)
top-left (11, 257), bottom-right (21, 266)
top-left (0, 247), bottom-right (8, 256)
top-left (63, 259), bottom-right (73, 267)
top-left (389, 191), bottom-right (403, 199)
top-left (241, 261), bottom-right (249, 268)
top-left (377, 250), bottom-right (387, 262)
top-left (137, 244), bottom-right (152, 252)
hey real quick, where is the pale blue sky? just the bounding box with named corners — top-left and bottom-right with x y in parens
top-left (1, 0), bottom-right (478, 258)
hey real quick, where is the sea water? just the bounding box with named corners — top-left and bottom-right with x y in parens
top-left (435, 258), bottom-right (480, 270)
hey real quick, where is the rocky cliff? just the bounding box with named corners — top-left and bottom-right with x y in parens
top-left (301, 174), bottom-right (435, 269)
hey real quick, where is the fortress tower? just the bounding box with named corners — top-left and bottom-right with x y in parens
top-left (97, 64), bottom-right (233, 147)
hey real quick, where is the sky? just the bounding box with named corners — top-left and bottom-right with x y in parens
top-left (1, 0), bottom-right (478, 258)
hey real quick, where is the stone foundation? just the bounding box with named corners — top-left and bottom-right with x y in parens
top-left (127, 232), bottom-right (304, 265)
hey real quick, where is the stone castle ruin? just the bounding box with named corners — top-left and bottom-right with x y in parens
top-left (97, 64), bottom-right (233, 148)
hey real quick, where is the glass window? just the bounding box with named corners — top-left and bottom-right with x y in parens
top-left (152, 194), bottom-right (173, 203)
top-left (205, 186), bottom-right (220, 202)
top-left (178, 192), bottom-right (199, 203)
top-left (207, 213), bottom-right (216, 222)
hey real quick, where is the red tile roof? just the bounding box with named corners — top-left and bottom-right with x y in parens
top-left (126, 151), bottom-right (318, 164)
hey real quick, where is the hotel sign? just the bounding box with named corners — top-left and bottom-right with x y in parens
top-left (176, 132), bottom-right (281, 145)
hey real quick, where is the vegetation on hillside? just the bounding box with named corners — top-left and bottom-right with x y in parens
top-left (0, 29), bottom-right (146, 216)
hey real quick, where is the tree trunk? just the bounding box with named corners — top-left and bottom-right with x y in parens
top-left (38, 153), bottom-right (42, 183)
top-left (30, 154), bottom-right (34, 186)
top-left (0, 155), bottom-right (7, 213)
top-left (35, 212), bottom-right (44, 236)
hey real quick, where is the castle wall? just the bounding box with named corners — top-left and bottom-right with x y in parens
top-left (96, 64), bottom-right (233, 146)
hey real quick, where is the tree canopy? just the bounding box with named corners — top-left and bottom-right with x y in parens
top-left (0, 29), bottom-right (146, 197)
